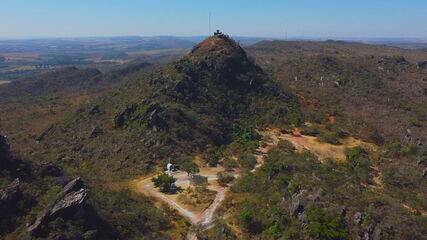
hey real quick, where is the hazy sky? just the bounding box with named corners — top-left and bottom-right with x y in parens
top-left (1, 0), bottom-right (426, 39)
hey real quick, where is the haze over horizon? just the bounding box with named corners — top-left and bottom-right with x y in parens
top-left (1, 0), bottom-right (427, 40)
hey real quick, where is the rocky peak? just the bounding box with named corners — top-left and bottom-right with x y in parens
top-left (190, 33), bottom-right (245, 59)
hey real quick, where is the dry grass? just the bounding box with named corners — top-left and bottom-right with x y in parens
top-left (265, 128), bottom-right (376, 162)
top-left (177, 186), bottom-right (217, 212)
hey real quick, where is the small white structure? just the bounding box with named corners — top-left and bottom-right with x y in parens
top-left (166, 163), bottom-right (173, 173)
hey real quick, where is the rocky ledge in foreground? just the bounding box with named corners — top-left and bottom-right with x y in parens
top-left (27, 177), bottom-right (88, 237)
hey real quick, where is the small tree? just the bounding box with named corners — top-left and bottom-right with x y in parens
top-left (152, 173), bottom-right (176, 193)
top-left (205, 146), bottom-right (222, 167)
top-left (182, 160), bottom-right (199, 176)
top-left (217, 172), bottom-right (235, 187)
top-left (239, 154), bottom-right (257, 170)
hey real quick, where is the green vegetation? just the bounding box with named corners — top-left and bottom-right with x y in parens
top-left (238, 154), bottom-right (257, 170)
top-left (181, 156), bottom-right (200, 176)
top-left (205, 146), bottom-right (223, 167)
top-left (305, 207), bottom-right (347, 240)
top-left (217, 172), bottom-right (235, 187)
top-left (219, 136), bottom-right (427, 239)
top-left (152, 173), bottom-right (177, 193)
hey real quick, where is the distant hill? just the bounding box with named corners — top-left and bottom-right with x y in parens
top-left (0, 62), bottom-right (156, 101)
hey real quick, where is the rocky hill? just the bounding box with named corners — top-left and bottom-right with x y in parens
top-left (248, 40), bottom-right (427, 143)
top-left (0, 35), bottom-right (300, 239)
top-left (38, 34), bottom-right (299, 180)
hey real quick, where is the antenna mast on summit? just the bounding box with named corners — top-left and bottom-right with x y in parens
top-left (209, 12), bottom-right (212, 35)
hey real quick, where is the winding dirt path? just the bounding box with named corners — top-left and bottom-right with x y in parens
top-left (133, 129), bottom-right (366, 239)
top-left (132, 130), bottom-right (285, 239)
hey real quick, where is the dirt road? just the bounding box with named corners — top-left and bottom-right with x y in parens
top-left (132, 128), bottom-right (370, 239)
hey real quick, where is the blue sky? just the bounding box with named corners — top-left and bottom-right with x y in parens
top-left (1, 0), bottom-right (426, 39)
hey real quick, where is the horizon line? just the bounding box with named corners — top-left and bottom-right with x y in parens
top-left (0, 35), bottom-right (426, 42)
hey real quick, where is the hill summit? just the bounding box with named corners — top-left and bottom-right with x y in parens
top-left (40, 33), bottom-right (300, 178)
top-left (190, 32), bottom-right (245, 58)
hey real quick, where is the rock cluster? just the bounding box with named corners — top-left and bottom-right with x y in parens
top-left (0, 179), bottom-right (21, 212)
top-left (27, 177), bottom-right (88, 236)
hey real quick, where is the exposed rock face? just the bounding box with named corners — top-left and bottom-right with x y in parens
top-left (418, 61), bottom-right (427, 70)
top-left (27, 177), bottom-right (88, 236)
top-left (36, 125), bottom-right (54, 142)
top-left (290, 197), bottom-right (304, 217)
top-left (289, 191), bottom-right (306, 218)
top-left (0, 179), bottom-right (21, 211)
top-left (38, 163), bottom-right (63, 177)
top-left (354, 212), bottom-right (363, 225)
top-left (0, 135), bottom-right (11, 166)
top-left (114, 104), bottom-right (137, 128)
top-left (148, 109), bottom-right (168, 131)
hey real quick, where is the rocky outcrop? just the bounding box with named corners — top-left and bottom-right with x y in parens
top-left (27, 177), bottom-right (88, 236)
top-left (418, 61), bottom-right (427, 70)
top-left (0, 179), bottom-right (21, 211)
top-left (354, 212), bottom-right (363, 225)
top-left (35, 125), bottom-right (54, 143)
top-left (0, 134), bottom-right (11, 166)
top-left (114, 104), bottom-right (137, 128)
top-left (289, 196), bottom-right (304, 217)
top-left (148, 108), bottom-right (168, 131)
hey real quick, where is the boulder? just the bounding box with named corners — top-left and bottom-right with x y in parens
top-left (38, 163), bottom-right (63, 177)
top-left (89, 126), bottom-right (102, 138)
top-left (418, 61), bottom-right (427, 70)
top-left (27, 178), bottom-right (88, 236)
top-left (289, 195), bottom-right (305, 217)
top-left (354, 212), bottom-right (363, 225)
top-left (148, 109), bottom-right (168, 131)
top-left (50, 188), bottom-right (87, 219)
top-left (114, 104), bottom-right (137, 128)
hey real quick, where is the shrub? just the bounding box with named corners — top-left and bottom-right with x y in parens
top-left (345, 147), bottom-right (371, 183)
top-left (319, 131), bottom-right (341, 145)
top-left (223, 156), bottom-right (239, 171)
top-left (217, 172), bottom-right (235, 187)
top-left (205, 146), bottom-right (222, 167)
top-left (305, 207), bottom-right (347, 240)
top-left (181, 158), bottom-right (199, 176)
top-left (209, 220), bottom-right (237, 240)
top-left (238, 207), bottom-right (263, 235)
top-left (239, 154), bottom-right (257, 170)
top-left (232, 121), bottom-right (260, 143)
top-left (277, 140), bottom-right (296, 152)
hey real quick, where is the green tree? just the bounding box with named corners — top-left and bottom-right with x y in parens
top-left (239, 154), bottom-right (257, 170)
top-left (205, 146), bottom-right (222, 167)
top-left (217, 172), bottom-right (235, 187)
top-left (305, 207), bottom-right (347, 240)
top-left (152, 173), bottom-right (176, 193)
top-left (181, 160), bottom-right (199, 176)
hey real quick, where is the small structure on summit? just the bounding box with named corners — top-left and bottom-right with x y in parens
top-left (213, 30), bottom-right (228, 39)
